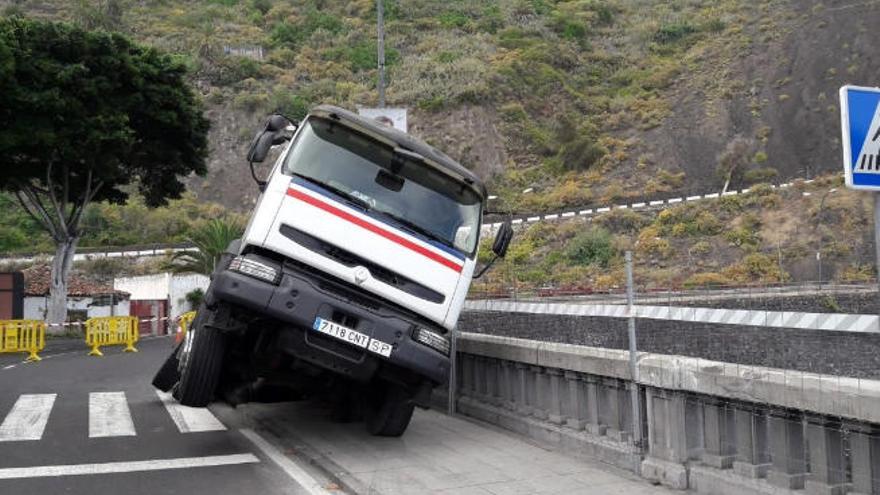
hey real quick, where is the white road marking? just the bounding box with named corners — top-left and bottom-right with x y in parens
top-left (89, 392), bottom-right (136, 438)
top-left (2, 365), bottom-right (15, 370)
top-left (240, 428), bottom-right (335, 495)
top-left (0, 453), bottom-right (259, 480)
top-left (0, 394), bottom-right (56, 441)
top-left (156, 390), bottom-right (226, 433)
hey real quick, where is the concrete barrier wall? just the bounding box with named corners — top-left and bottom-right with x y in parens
top-left (458, 311), bottom-right (880, 379)
top-left (453, 332), bottom-right (880, 494)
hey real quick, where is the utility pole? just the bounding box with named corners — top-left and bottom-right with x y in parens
top-left (625, 251), bottom-right (643, 460)
top-left (377, 0), bottom-right (386, 107)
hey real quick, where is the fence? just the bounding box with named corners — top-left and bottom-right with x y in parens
top-left (85, 316), bottom-right (139, 356)
top-left (449, 332), bottom-right (880, 494)
top-left (0, 320), bottom-right (45, 362)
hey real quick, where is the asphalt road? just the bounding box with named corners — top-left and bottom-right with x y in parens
top-left (0, 337), bottom-right (343, 495)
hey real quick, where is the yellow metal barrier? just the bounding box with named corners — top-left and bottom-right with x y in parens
top-left (0, 320), bottom-right (45, 362)
top-left (85, 316), bottom-right (139, 356)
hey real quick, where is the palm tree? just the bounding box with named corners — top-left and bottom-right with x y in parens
top-left (170, 217), bottom-right (244, 275)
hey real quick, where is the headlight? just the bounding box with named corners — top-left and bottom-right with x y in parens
top-left (412, 326), bottom-right (450, 355)
top-left (228, 256), bottom-right (280, 285)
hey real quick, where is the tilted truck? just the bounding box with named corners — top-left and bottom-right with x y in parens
top-left (153, 105), bottom-right (512, 436)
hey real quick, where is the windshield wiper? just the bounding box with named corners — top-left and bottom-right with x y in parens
top-left (292, 173), bottom-right (371, 211)
top-left (375, 209), bottom-right (456, 250)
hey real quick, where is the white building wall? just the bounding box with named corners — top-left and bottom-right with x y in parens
top-left (113, 272), bottom-right (209, 320)
top-left (169, 274), bottom-right (210, 320)
top-left (114, 273), bottom-right (171, 301)
top-left (22, 297), bottom-right (129, 321)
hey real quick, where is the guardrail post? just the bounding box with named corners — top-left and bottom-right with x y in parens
top-left (805, 417), bottom-right (849, 495)
top-left (641, 387), bottom-right (691, 489)
top-left (565, 371), bottom-right (587, 431)
top-left (515, 363), bottom-right (532, 416)
top-left (732, 406), bottom-right (770, 478)
top-left (531, 366), bottom-right (549, 420)
top-left (767, 410), bottom-right (807, 489)
top-left (585, 375), bottom-right (604, 436)
top-left (474, 357), bottom-right (487, 402)
top-left (701, 399), bottom-right (736, 469)
top-left (502, 360), bottom-right (517, 411)
top-left (850, 425), bottom-right (880, 495)
top-left (547, 368), bottom-right (565, 424)
top-left (485, 358), bottom-right (501, 406)
top-left (601, 378), bottom-right (626, 441)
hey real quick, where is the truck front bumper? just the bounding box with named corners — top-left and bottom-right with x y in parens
top-left (209, 253), bottom-right (450, 385)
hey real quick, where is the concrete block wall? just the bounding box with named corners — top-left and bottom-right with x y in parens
top-left (453, 332), bottom-right (880, 495)
top-left (458, 311), bottom-right (880, 379)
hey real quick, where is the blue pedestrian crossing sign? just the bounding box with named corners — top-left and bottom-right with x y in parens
top-left (840, 85), bottom-right (880, 190)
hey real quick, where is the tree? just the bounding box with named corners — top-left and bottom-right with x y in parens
top-left (170, 218), bottom-right (244, 276)
top-left (0, 18), bottom-right (210, 325)
top-left (716, 137), bottom-right (754, 195)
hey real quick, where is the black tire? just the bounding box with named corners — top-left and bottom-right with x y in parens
top-left (365, 384), bottom-right (415, 437)
top-left (151, 341), bottom-right (182, 392)
top-left (174, 305), bottom-right (227, 407)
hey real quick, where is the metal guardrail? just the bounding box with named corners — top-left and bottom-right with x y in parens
top-left (0, 320), bottom-right (45, 362)
top-left (85, 316), bottom-right (139, 356)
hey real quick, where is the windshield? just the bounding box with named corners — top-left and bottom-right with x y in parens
top-left (282, 117), bottom-right (482, 255)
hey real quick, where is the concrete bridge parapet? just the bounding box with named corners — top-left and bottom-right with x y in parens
top-left (449, 332), bottom-right (880, 495)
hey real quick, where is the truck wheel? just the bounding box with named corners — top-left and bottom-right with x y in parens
top-left (174, 305), bottom-right (227, 407)
top-left (151, 341), bottom-right (182, 392)
top-left (365, 384), bottom-right (415, 437)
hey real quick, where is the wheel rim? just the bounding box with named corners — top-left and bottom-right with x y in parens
top-left (179, 324), bottom-right (196, 373)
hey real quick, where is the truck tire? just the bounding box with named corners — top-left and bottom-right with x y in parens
top-left (365, 384), bottom-right (415, 437)
top-left (151, 341), bottom-right (182, 392)
top-left (174, 305), bottom-right (227, 407)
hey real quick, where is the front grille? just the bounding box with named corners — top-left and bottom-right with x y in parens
top-left (280, 224), bottom-right (445, 304)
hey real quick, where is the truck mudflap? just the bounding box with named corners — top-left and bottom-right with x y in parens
top-left (210, 253), bottom-right (450, 385)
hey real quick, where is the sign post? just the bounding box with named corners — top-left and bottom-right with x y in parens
top-left (840, 85), bottom-right (880, 322)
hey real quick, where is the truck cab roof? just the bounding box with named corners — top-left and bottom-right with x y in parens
top-left (309, 105), bottom-right (488, 200)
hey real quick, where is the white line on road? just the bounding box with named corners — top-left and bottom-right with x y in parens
top-left (0, 453), bottom-right (259, 480)
top-left (2, 365), bottom-right (15, 370)
top-left (156, 390), bottom-right (226, 433)
top-left (0, 394), bottom-right (56, 441)
top-left (89, 392), bottom-right (136, 438)
top-left (240, 428), bottom-right (336, 495)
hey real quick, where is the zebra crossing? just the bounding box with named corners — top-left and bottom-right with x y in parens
top-left (0, 390), bottom-right (227, 442)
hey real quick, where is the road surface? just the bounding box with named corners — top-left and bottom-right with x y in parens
top-left (0, 337), bottom-right (674, 494)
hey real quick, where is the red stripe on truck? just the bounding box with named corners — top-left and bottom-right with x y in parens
top-left (286, 187), bottom-right (464, 273)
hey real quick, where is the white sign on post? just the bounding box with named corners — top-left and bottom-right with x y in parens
top-left (840, 85), bottom-right (880, 190)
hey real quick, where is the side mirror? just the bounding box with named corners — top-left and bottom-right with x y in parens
top-left (491, 221), bottom-right (513, 258)
top-left (246, 114), bottom-right (292, 163)
top-left (247, 131), bottom-right (276, 163)
top-left (473, 220), bottom-right (513, 279)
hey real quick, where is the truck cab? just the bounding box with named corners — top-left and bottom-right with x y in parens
top-left (154, 105), bottom-right (512, 436)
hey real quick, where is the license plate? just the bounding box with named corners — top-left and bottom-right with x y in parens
top-left (367, 338), bottom-right (393, 357)
top-left (312, 317), bottom-right (393, 358)
top-left (313, 317), bottom-right (369, 348)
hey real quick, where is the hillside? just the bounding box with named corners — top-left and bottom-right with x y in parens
top-left (2, 0), bottom-right (878, 288)
top-left (3, 0), bottom-right (871, 212)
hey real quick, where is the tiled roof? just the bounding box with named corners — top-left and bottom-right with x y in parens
top-left (22, 265), bottom-right (130, 298)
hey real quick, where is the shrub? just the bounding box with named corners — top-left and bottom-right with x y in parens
top-left (743, 167), bottom-right (778, 183)
top-left (653, 22), bottom-right (698, 44)
top-left (269, 90), bottom-right (310, 120)
top-left (597, 209), bottom-right (650, 234)
top-left (565, 227), bottom-right (615, 267)
top-left (722, 253), bottom-right (787, 283)
top-left (439, 11), bottom-right (470, 29)
top-left (636, 226), bottom-right (671, 258)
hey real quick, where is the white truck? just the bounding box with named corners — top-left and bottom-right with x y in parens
top-left (153, 105), bottom-right (512, 436)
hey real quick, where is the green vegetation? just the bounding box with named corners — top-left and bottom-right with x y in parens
top-left (478, 175), bottom-right (865, 294)
top-left (0, 17), bottom-right (209, 324)
top-left (168, 218), bottom-right (245, 275)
